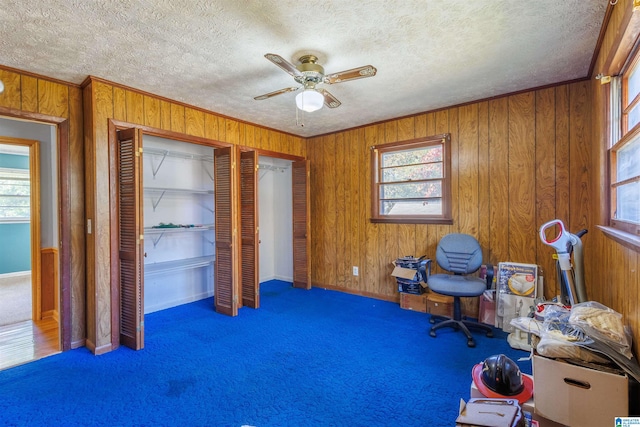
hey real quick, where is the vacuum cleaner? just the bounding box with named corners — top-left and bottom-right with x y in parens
top-left (539, 219), bottom-right (588, 306)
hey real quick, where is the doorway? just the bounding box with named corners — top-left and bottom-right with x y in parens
top-left (251, 152), bottom-right (310, 294)
top-left (0, 118), bottom-right (61, 370)
top-left (0, 142), bottom-right (34, 327)
top-left (258, 156), bottom-right (294, 284)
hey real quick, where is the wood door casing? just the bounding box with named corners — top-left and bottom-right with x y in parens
top-left (116, 128), bottom-right (144, 350)
top-left (292, 160), bottom-right (311, 289)
top-left (240, 151), bottom-right (259, 308)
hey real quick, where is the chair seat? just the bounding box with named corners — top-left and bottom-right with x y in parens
top-left (427, 274), bottom-right (487, 297)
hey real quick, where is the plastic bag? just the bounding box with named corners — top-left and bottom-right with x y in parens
top-left (541, 305), bottom-right (586, 342)
top-left (569, 301), bottom-right (632, 359)
top-left (536, 335), bottom-right (610, 363)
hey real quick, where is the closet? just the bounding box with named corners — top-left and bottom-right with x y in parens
top-left (258, 156), bottom-right (293, 284)
top-left (141, 135), bottom-right (215, 314)
top-left (115, 128), bottom-right (235, 350)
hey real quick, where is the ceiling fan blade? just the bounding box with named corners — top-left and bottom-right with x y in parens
top-left (324, 65), bottom-right (377, 84)
top-left (318, 89), bottom-right (341, 108)
top-left (254, 87), bottom-right (299, 101)
top-left (264, 53), bottom-right (303, 78)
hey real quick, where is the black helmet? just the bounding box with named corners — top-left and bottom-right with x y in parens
top-left (472, 354), bottom-right (534, 404)
top-left (480, 354), bottom-right (524, 396)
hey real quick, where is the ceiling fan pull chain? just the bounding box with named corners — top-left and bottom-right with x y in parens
top-left (295, 104), bottom-right (305, 127)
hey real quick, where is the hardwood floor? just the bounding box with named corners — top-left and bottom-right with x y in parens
top-left (0, 318), bottom-right (60, 370)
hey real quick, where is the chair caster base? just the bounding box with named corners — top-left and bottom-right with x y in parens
top-left (429, 330), bottom-right (437, 337)
top-left (467, 339), bottom-right (476, 348)
top-left (486, 331), bottom-right (493, 338)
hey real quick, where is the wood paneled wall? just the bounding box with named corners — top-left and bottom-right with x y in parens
top-left (0, 67), bottom-right (85, 348)
top-left (589, 0), bottom-right (640, 357)
top-left (309, 0), bottom-right (640, 356)
top-left (82, 77), bottom-right (305, 353)
top-left (308, 82), bottom-right (591, 305)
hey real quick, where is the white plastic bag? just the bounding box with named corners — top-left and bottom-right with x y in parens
top-left (569, 301), bottom-right (632, 359)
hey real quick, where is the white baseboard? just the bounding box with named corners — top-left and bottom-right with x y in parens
top-left (144, 290), bottom-right (214, 314)
top-left (0, 270), bottom-right (31, 279)
top-left (259, 275), bottom-right (293, 284)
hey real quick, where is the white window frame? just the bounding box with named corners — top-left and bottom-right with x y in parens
top-left (609, 50), bottom-right (640, 236)
top-left (0, 167), bottom-right (31, 223)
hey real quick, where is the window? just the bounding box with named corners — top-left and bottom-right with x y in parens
top-left (610, 48), bottom-right (640, 235)
top-left (371, 134), bottom-right (451, 224)
top-left (0, 167), bottom-right (30, 222)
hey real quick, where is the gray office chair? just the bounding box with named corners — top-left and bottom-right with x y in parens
top-left (420, 233), bottom-right (494, 347)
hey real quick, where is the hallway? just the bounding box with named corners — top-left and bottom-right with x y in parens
top-left (0, 318), bottom-right (59, 370)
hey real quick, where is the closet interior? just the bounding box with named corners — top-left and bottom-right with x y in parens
top-left (142, 135), bottom-right (215, 314)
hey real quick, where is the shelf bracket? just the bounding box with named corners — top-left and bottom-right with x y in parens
top-left (150, 190), bottom-right (166, 212)
top-left (151, 232), bottom-right (165, 248)
top-left (149, 150), bottom-right (168, 179)
top-left (198, 201), bottom-right (214, 214)
top-left (202, 160), bottom-right (214, 182)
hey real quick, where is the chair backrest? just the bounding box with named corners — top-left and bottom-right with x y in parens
top-left (435, 233), bottom-right (483, 274)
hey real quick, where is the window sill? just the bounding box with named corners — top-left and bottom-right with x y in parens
top-left (370, 217), bottom-right (453, 225)
top-left (597, 225), bottom-right (640, 253)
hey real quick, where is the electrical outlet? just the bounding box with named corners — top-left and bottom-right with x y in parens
top-left (353, 266), bottom-right (359, 276)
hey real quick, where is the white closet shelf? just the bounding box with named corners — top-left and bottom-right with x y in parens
top-left (144, 255), bottom-right (215, 275)
top-left (144, 146), bottom-right (214, 162)
top-left (144, 147), bottom-right (214, 180)
top-left (145, 224), bottom-right (214, 247)
top-left (144, 224), bottom-right (214, 234)
top-left (144, 186), bottom-right (214, 194)
top-left (144, 187), bottom-right (214, 212)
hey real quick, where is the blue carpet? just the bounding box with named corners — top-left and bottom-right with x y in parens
top-left (0, 280), bottom-right (531, 426)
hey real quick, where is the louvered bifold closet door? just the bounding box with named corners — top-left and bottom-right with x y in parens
top-left (117, 128), bottom-right (144, 350)
top-left (214, 147), bottom-right (238, 316)
top-left (292, 160), bottom-right (311, 289)
top-left (240, 151), bottom-right (259, 308)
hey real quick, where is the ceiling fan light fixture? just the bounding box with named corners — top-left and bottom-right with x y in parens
top-left (295, 89), bottom-right (324, 112)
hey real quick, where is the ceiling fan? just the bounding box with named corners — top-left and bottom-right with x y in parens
top-left (254, 53), bottom-right (377, 112)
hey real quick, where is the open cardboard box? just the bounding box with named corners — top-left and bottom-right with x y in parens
top-left (391, 265), bottom-right (421, 281)
top-left (391, 261), bottom-right (427, 294)
top-left (533, 354), bottom-right (628, 427)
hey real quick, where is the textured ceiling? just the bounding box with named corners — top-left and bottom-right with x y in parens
top-left (0, 0), bottom-right (607, 137)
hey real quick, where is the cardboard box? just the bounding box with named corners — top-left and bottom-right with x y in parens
top-left (456, 398), bottom-right (523, 427)
top-left (497, 262), bottom-right (539, 298)
top-left (470, 378), bottom-right (566, 427)
top-left (391, 265), bottom-right (420, 281)
top-left (426, 292), bottom-right (453, 317)
top-left (495, 262), bottom-right (540, 332)
top-left (399, 292), bottom-right (427, 313)
top-left (391, 265), bottom-right (426, 294)
top-left (533, 354), bottom-right (628, 427)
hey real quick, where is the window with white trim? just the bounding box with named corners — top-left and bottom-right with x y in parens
top-left (0, 167), bottom-right (30, 222)
top-left (610, 48), bottom-right (640, 235)
top-left (370, 134), bottom-right (452, 224)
